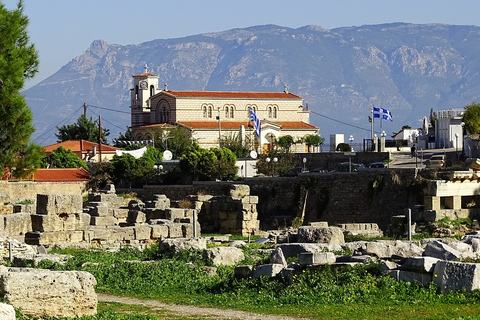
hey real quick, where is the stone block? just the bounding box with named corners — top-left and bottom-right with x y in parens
top-left (86, 227), bottom-right (111, 241)
top-left (134, 226), bottom-right (152, 240)
top-left (203, 247), bottom-right (245, 266)
top-left (423, 240), bottom-right (463, 260)
top-left (400, 257), bottom-right (440, 273)
top-left (25, 231), bottom-right (82, 246)
top-left (31, 214), bottom-right (63, 232)
top-left (127, 210), bottom-right (146, 224)
top-left (0, 302), bottom-right (15, 320)
top-left (90, 216), bottom-right (117, 227)
top-left (387, 270), bottom-right (432, 286)
top-left (253, 264), bottom-right (284, 278)
top-left (230, 184), bottom-right (250, 197)
top-left (64, 213), bottom-right (91, 231)
top-left (270, 247), bottom-right (287, 265)
top-left (298, 226), bottom-right (345, 244)
top-left (0, 268), bottom-right (97, 317)
top-left (151, 225), bottom-right (169, 239)
top-left (158, 237), bottom-right (207, 254)
top-left (4, 213), bottom-right (31, 236)
top-left (433, 260), bottom-right (480, 292)
top-left (109, 227), bottom-right (135, 241)
top-left (144, 208), bottom-right (165, 221)
top-left (166, 208), bottom-right (185, 220)
top-left (168, 223), bottom-right (184, 238)
top-left (88, 202), bottom-right (109, 217)
top-left (234, 265), bottom-right (254, 278)
top-left (299, 252), bottom-right (336, 266)
top-left (112, 208), bottom-right (129, 220)
top-left (36, 194), bottom-right (82, 215)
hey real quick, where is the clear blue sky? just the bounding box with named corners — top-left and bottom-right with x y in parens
top-left (3, 0), bottom-right (480, 89)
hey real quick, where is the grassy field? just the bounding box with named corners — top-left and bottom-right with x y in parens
top-left (15, 242), bottom-right (480, 320)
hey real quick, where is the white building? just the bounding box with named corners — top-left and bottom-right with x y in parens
top-left (435, 109), bottom-right (464, 150)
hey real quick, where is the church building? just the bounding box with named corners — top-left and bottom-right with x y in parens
top-left (130, 66), bottom-right (319, 153)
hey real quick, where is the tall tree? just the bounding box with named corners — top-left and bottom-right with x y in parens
top-left (0, 1), bottom-right (40, 173)
top-left (56, 114), bottom-right (110, 143)
top-left (41, 146), bottom-right (88, 169)
top-left (462, 101), bottom-right (480, 137)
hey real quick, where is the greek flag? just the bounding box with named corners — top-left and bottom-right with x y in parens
top-left (249, 107), bottom-right (261, 138)
top-left (373, 107), bottom-right (393, 122)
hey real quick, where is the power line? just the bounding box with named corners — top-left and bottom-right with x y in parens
top-left (34, 104), bottom-right (84, 145)
top-left (88, 108), bottom-right (126, 132)
top-left (87, 104), bottom-right (130, 115)
top-left (310, 110), bottom-right (386, 136)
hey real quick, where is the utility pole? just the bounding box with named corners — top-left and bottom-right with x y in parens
top-left (98, 115), bottom-right (102, 162)
top-left (83, 103), bottom-right (87, 117)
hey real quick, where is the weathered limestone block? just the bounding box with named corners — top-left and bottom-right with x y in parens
top-left (0, 205), bottom-right (13, 215)
top-left (31, 214), bottom-right (64, 232)
top-left (90, 216), bottom-right (117, 226)
top-left (423, 240), bottom-right (463, 260)
top-left (380, 260), bottom-right (400, 274)
top-left (230, 184), bottom-right (250, 198)
top-left (203, 247), bottom-right (245, 266)
top-left (0, 268), bottom-right (97, 317)
top-left (270, 247), bottom-right (287, 266)
top-left (166, 208), bottom-right (185, 220)
top-left (127, 210), bottom-right (146, 224)
top-left (88, 202), bottom-right (109, 217)
top-left (364, 241), bottom-right (424, 259)
top-left (144, 208), bottom-right (165, 221)
top-left (128, 199), bottom-right (145, 211)
top-left (298, 226), bottom-right (345, 244)
top-left (112, 208), bottom-right (129, 221)
top-left (0, 302), bottom-right (15, 320)
top-left (158, 238), bottom-right (207, 254)
top-left (152, 194), bottom-right (170, 209)
top-left (4, 213), bottom-right (31, 236)
top-left (253, 264), bottom-right (284, 278)
top-left (13, 203), bottom-right (35, 214)
top-left (433, 260), bottom-right (480, 292)
top-left (109, 227), bottom-right (135, 241)
top-left (234, 265), bottom-right (255, 278)
top-left (168, 223), bottom-right (184, 238)
top-left (400, 257), bottom-right (440, 273)
top-left (181, 222), bottom-right (201, 238)
top-left (387, 270), bottom-right (432, 286)
top-left (151, 224), bottom-right (169, 239)
top-left (64, 213), bottom-right (91, 231)
top-left (276, 243), bottom-right (331, 260)
top-left (298, 252), bottom-right (336, 266)
top-left (36, 194), bottom-right (82, 215)
top-left (0, 239), bottom-right (37, 260)
top-left (25, 231), bottom-right (83, 245)
top-left (134, 226), bottom-right (152, 240)
top-left (86, 227), bottom-right (112, 241)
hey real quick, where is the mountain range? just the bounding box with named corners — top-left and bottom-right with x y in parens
top-left (23, 23), bottom-right (480, 146)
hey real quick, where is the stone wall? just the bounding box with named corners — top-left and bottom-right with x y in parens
top-left (139, 169), bottom-right (419, 232)
top-left (0, 181), bottom-right (87, 203)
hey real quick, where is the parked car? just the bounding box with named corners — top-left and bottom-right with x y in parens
top-left (369, 162), bottom-right (385, 168)
top-left (281, 167), bottom-right (306, 177)
top-left (335, 162), bottom-right (365, 172)
top-left (425, 155), bottom-right (445, 168)
top-left (309, 167), bottom-right (329, 173)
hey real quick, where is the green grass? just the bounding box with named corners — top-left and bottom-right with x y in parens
top-left (18, 244), bottom-right (480, 319)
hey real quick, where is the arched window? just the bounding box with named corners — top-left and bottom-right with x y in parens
top-left (208, 106), bottom-right (212, 118)
top-left (225, 106), bottom-right (229, 118)
top-left (230, 107), bottom-right (234, 118)
top-left (268, 106), bottom-right (273, 118)
top-left (156, 100), bottom-right (170, 123)
top-left (150, 85), bottom-right (155, 97)
top-left (273, 106), bottom-right (277, 118)
top-left (247, 105), bottom-right (257, 117)
top-left (135, 85), bottom-right (139, 96)
top-left (203, 106), bottom-right (207, 118)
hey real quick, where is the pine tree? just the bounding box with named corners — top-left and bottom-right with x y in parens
top-left (0, 1), bottom-right (41, 174)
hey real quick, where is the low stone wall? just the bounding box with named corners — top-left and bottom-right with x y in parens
top-left (0, 181), bottom-right (87, 203)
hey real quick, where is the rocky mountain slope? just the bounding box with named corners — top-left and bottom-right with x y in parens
top-left (24, 23), bottom-right (480, 146)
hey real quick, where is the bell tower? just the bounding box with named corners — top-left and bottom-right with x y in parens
top-left (130, 64), bottom-right (160, 127)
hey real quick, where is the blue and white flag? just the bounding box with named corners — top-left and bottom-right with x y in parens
top-left (373, 107), bottom-right (393, 122)
top-left (249, 107), bottom-right (261, 138)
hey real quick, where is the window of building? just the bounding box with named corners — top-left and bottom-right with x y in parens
top-left (208, 106), bottom-right (212, 118)
top-left (225, 106), bottom-right (229, 118)
top-left (268, 106), bottom-right (272, 118)
top-left (150, 85), bottom-right (155, 97)
top-left (273, 106), bottom-right (277, 118)
top-left (203, 106), bottom-right (207, 118)
top-left (230, 107), bottom-right (234, 118)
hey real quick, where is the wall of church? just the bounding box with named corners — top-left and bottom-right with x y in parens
top-left (150, 95), bottom-right (308, 123)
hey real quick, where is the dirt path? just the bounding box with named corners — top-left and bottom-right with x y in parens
top-left (98, 293), bottom-right (313, 320)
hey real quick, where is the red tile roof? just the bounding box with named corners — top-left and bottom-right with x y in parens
top-left (44, 140), bottom-right (119, 153)
top-left (161, 90), bottom-right (303, 100)
top-left (176, 121), bottom-right (318, 130)
top-left (33, 168), bottom-right (90, 182)
top-left (133, 73), bottom-right (157, 77)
